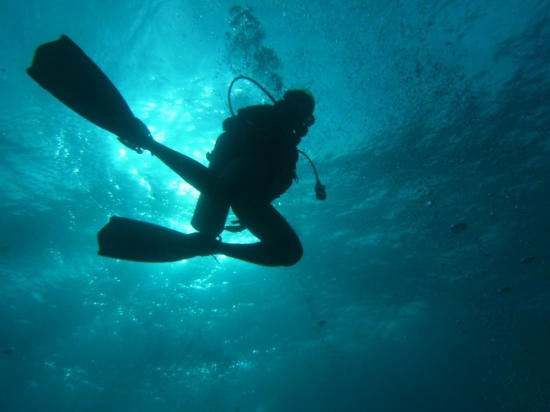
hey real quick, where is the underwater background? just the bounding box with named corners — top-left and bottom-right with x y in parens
top-left (1, 0), bottom-right (549, 411)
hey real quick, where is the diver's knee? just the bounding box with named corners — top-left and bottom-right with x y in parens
top-left (278, 241), bottom-right (303, 266)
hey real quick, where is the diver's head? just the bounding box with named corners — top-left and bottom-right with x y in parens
top-left (276, 89), bottom-right (315, 138)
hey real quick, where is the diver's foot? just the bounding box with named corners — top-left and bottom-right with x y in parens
top-left (117, 117), bottom-right (155, 153)
top-left (185, 233), bottom-right (222, 257)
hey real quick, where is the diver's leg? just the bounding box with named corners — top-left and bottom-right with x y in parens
top-left (190, 193), bottom-right (231, 236)
top-left (190, 156), bottom-right (260, 236)
top-left (218, 202), bottom-right (303, 267)
top-left (147, 141), bottom-right (227, 198)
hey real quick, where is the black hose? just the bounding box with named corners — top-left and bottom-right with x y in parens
top-left (228, 75), bottom-right (276, 116)
top-left (297, 150), bottom-right (326, 200)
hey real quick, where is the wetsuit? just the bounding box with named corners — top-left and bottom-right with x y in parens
top-left (147, 103), bottom-right (306, 266)
top-left (190, 104), bottom-right (303, 266)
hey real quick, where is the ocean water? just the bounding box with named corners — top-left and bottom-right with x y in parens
top-left (1, 1), bottom-right (549, 411)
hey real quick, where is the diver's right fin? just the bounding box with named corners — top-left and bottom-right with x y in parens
top-left (27, 35), bottom-right (149, 152)
top-left (97, 216), bottom-right (220, 262)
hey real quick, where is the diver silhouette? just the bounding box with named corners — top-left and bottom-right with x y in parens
top-left (126, 89), bottom-right (315, 266)
top-left (27, 35), bottom-right (322, 267)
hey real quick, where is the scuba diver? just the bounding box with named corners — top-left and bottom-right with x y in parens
top-left (27, 35), bottom-right (324, 267)
top-left (104, 88), bottom-right (316, 266)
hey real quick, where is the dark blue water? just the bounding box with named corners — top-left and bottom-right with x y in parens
top-left (1, 1), bottom-right (549, 411)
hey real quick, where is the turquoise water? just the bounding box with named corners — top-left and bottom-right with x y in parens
top-left (1, 1), bottom-right (549, 411)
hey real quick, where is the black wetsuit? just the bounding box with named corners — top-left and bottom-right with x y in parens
top-left (190, 104), bottom-right (304, 266)
top-left (209, 104), bottom-right (299, 203)
top-left (147, 102), bottom-right (305, 266)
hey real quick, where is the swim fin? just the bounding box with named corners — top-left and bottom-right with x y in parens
top-left (97, 216), bottom-right (220, 262)
top-left (27, 35), bottom-right (150, 153)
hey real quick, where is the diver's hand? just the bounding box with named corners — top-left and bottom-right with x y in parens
top-left (118, 117), bottom-right (154, 154)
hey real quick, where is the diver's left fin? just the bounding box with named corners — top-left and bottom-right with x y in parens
top-left (27, 35), bottom-right (145, 151)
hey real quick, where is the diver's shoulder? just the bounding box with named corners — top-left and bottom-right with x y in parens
top-left (221, 104), bottom-right (274, 131)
